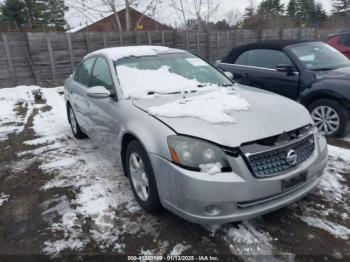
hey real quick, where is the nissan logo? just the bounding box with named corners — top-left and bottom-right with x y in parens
top-left (286, 149), bottom-right (298, 166)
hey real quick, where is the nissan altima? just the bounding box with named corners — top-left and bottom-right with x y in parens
top-left (65, 46), bottom-right (328, 224)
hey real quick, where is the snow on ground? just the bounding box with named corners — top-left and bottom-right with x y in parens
top-left (0, 193), bottom-right (10, 207)
top-left (148, 88), bottom-right (250, 124)
top-left (295, 144), bottom-right (350, 240)
top-left (169, 243), bottom-right (191, 256)
top-left (1, 86), bottom-right (350, 257)
top-left (300, 216), bottom-right (350, 240)
top-left (0, 85), bottom-right (39, 141)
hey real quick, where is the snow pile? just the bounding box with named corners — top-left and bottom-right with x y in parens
top-left (300, 216), bottom-right (350, 240)
top-left (0, 193), bottom-right (9, 207)
top-left (117, 65), bottom-right (201, 99)
top-left (148, 88), bottom-right (251, 124)
top-left (169, 243), bottom-right (191, 256)
top-left (223, 221), bottom-right (274, 257)
top-left (199, 162), bottom-right (223, 175)
top-left (318, 145), bottom-right (350, 202)
top-left (0, 85), bottom-right (39, 141)
top-left (88, 46), bottom-right (170, 61)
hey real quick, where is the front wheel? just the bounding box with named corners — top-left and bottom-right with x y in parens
top-left (126, 140), bottom-right (161, 212)
top-left (67, 105), bottom-right (87, 139)
top-left (308, 99), bottom-right (348, 137)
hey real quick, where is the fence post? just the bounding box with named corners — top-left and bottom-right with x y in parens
top-left (46, 33), bottom-right (57, 85)
top-left (173, 30), bottom-right (178, 48)
top-left (66, 33), bottom-right (75, 71)
top-left (147, 31), bottom-right (152, 45)
top-left (185, 31), bottom-right (189, 50)
top-left (196, 31), bottom-right (200, 55)
top-left (161, 31), bottom-right (165, 46)
top-left (1, 33), bottom-right (16, 86)
top-left (102, 32), bottom-right (108, 47)
top-left (85, 32), bottom-right (90, 53)
top-left (206, 31), bottom-right (212, 61)
top-left (119, 32), bottom-right (124, 46)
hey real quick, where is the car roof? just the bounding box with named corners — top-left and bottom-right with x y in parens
top-left (85, 45), bottom-right (186, 61)
top-left (221, 40), bottom-right (314, 63)
top-left (327, 31), bottom-right (350, 39)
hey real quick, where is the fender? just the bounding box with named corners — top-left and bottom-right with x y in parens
top-left (299, 79), bottom-right (350, 108)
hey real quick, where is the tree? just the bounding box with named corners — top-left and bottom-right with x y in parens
top-left (257, 0), bottom-right (284, 17)
top-left (0, 0), bottom-right (51, 29)
top-left (287, 0), bottom-right (298, 20)
top-left (0, 0), bottom-right (26, 26)
top-left (333, 0), bottom-right (350, 16)
top-left (168, 0), bottom-right (221, 31)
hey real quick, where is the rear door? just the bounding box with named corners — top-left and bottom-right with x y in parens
top-left (221, 49), bottom-right (300, 100)
top-left (70, 57), bottom-right (95, 132)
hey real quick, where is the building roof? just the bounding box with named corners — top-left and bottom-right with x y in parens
top-left (68, 7), bottom-right (170, 33)
top-left (222, 40), bottom-right (315, 63)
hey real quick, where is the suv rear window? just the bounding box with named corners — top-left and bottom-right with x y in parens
top-left (339, 34), bottom-right (350, 47)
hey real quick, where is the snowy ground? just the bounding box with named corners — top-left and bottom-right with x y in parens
top-left (0, 86), bottom-right (350, 260)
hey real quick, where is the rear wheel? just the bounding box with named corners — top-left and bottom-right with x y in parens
top-left (68, 105), bottom-right (87, 139)
top-left (126, 140), bottom-right (161, 211)
top-left (308, 99), bottom-right (348, 137)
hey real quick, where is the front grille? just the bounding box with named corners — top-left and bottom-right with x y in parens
top-left (246, 134), bottom-right (315, 178)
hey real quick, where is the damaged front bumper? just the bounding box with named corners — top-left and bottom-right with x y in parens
top-left (149, 132), bottom-right (328, 225)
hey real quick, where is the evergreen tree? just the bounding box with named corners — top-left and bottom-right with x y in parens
top-left (333, 0), bottom-right (350, 16)
top-left (258, 0), bottom-right (284, 17)
top-left (0, 0), bottom-right (51, 29)
top-left (0, 0), bottom-right (26, 26)
top-left (287, 0), bottom-right (298, 20)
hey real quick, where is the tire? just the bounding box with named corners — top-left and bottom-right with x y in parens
top-left (67, 105), bottom-right (87, 139)
top-left (126, 140), bottom-right (161, 212)
top-left (308, 99), bottom-right (348, 138)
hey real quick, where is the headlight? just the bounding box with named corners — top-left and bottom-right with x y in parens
top-left (167, 135), bottom-right (230, 173)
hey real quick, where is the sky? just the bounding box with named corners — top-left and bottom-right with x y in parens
top-left (65, 0), bottom-right (334, 30)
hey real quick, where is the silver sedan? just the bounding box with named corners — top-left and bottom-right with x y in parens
top-left (65, 46), bottom-right (328, 224)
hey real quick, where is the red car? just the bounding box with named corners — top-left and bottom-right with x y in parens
top-left (327, 32), bottom-right (350, 59)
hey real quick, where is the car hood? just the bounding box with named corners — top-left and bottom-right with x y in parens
top-left (315, 66), bottom-right (350, 81)
top-left (132, 86), bottom-right (312, 148)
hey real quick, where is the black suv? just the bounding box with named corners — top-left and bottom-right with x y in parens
top-left (217, 40), bottom-right (350, 137)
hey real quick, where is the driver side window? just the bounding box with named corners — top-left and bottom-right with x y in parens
top-left (91, 57), bottom-right (114, 90)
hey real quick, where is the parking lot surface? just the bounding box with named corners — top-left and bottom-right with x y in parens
top-left (0, 86), bottom-right (349, 261)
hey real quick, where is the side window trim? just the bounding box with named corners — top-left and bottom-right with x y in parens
top-left (91, 56), bottom-right (115, 90)
top-left (74, 57), bottom-right (96, 88)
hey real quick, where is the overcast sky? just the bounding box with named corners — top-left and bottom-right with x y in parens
top-left (65, 0), bottom-right (334, 29)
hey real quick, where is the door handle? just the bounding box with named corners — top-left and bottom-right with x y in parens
top-left (243, 73), bottom-right (249, 78)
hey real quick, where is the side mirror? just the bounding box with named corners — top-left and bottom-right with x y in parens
top-left (87, 86), bottom-right (111, 99)
top-left (224, 71), bottom-right (234, 79)
top-left (276, 64), bottom-right (295, 73)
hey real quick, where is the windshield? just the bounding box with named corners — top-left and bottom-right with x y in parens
top-left (288, 42), bottom-right (350, 71)
top-left (115, 53), bottom-right (233, 99)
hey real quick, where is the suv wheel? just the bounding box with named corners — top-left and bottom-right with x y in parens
top-left (68, 105), bottom-right (87, 139)
top-left (308, 99), bottom-right (348, 137)
top-left (126, 140), bottom-right (161, 211)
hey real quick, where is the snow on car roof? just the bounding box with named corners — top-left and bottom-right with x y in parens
top-left (85, 45), bottom-right (183, 61)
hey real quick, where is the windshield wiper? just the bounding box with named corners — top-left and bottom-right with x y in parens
top-left (147, 90), bottom-right (197, 96)
top-left (313, 67), bottom-right (336, 71)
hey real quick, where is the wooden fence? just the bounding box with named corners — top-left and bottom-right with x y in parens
top-left (0, 28), bottom-right (341, 88)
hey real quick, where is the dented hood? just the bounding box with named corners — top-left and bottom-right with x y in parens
top-left (133, 85), bottom-right (312, 148)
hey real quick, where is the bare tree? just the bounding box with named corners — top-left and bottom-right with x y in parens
top-left (168, 0), bottom-right (221, 31)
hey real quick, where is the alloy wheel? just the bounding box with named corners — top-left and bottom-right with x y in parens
top-left (69, 107), bottom-right (78, 135)
top-left (311, 105), bottom-right (340, 136)
top-left (129, 152), bottom-right (149, 201)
